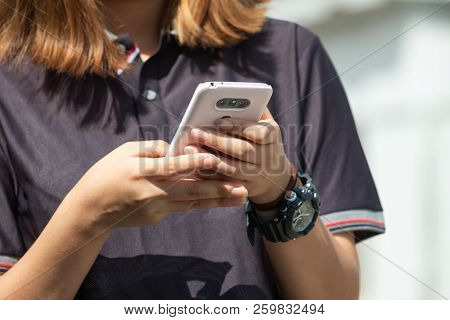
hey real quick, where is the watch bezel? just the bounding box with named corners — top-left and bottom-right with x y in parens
top-left (283, 199), bottom-right (319, 238)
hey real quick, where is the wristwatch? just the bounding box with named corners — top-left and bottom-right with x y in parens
top-left (245, 171), bottom-right (320, 245)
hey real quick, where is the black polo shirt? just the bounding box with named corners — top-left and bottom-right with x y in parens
top-left (0, 19), bottom-right (384, 299)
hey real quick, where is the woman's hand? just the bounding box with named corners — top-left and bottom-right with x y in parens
top-left (63, 140), bottom-right (248, 231)
top-left (0, 140), bottom-right (249, 300)
top-left (185, 109), bottom-right (293, 205)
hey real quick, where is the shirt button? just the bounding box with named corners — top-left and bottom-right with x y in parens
top-left (144, 89), bottom-right (157, 101)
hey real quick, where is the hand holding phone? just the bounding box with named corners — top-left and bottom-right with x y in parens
top-left (168, 82), bottom-right (273, 156)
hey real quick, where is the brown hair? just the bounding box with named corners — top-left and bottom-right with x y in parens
top-left (0, 0), bottom-right (269, 77)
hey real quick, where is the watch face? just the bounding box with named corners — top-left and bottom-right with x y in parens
top-left (291, 200), bottom-right (316, 232)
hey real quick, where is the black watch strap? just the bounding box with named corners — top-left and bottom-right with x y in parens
top-left (245, 172), bottom-right (320, 245)
top-left (245, 203), bottom-right (291, 245)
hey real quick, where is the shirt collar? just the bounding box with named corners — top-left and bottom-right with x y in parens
top-left (105, 29), bottom-right (173, 74)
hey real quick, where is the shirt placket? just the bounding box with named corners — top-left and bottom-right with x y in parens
top-left (115, 34), bottom-right (173, 143)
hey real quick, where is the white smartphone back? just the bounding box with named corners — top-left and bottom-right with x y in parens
top-left (168, 82), bottom-right (273, 157)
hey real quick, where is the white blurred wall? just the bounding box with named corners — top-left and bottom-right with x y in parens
top-left (268, 0), bottom-right (450, 299)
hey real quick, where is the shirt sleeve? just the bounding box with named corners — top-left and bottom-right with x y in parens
top-left (0, 132), bottom-right (24, 272)
top-left (296, 29), bottom-right (385, 242)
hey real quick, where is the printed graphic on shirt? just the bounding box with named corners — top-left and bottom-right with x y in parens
top-left (76, 255), bottom-right (268, 300)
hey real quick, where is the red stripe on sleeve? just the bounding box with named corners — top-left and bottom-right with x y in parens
top-left (325, 218), bottom-right (385, 228)
top-left (0, 262), bottom-right (13, 269)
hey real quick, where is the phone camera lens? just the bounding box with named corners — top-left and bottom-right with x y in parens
top-left (238, 100), bottom-right (249, 107)
top-left (229, 100), bottom-right (237, 106)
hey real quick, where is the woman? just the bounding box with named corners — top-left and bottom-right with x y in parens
top-left (0, 0), bottom-right (384, 299)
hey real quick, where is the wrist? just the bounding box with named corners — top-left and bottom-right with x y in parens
top-left (57, 193), bottom-right (114, 240)
top-left (249, 161), bottom-right (296, 205)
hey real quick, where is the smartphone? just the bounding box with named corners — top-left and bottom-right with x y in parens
top-left (168, 82), bottom-right (273, 156)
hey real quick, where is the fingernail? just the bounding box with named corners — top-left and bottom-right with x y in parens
top-left (225, 182), bottom-right (245, 188)
top-left (191, 128), bottom-right (206, 139)
top-left (214, 118), bottom-right (234, 130)
top-left (231, 186), bottom-right (248, 197)
top-left (203, 156), bottom-right (216, 169)
top-left (184, 146), bottom-right (198, 154)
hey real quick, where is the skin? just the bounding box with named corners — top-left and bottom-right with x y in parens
top-left (0, 0), bottom-right (359, 299)
top-left (103, 0), bottom-right (167, 61)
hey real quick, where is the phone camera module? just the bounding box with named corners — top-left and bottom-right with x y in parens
top-left (216, 98), bottom-right (250, 109)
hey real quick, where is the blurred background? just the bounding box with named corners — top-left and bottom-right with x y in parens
top-left (268, 0), bottom-right (450, 299)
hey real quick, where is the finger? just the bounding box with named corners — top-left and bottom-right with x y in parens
top-left (213, 117), bottom-right (279, 144)
top-left (183, 152), bottom-right (282, 189)
top-left (123, 140), bottom-right (169, 158)
top-left (260, 107), bottom-right (274, 121)
top-left (138, 140), bottom-right (169, 158)
top-left (185, 145), bottom-right (274, 183)
top-left (141, 153), bottom-right (236, 178)
top-left (195, 170), bottom-right (235, 181)
top-left (168, 196), bottom-right (247, 213)
top-left (184, 145), bottom-right (204, 155)
top-left (189, 128), bottom-right (261, 163)
top-left (134, 195), bottom-right (247, 226)
top-left (155, 179), bottom-right (248, 201)
top-left (192, 154), bottom-right (261, 181)
top-left (180, 151), bottom-right (254, 184)
top-left (185, 148), bottom-right (251, 182)
top-left (216, 155), bottom-right (261, 180)
top-left (185, 144), bottom-right (230, 159)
